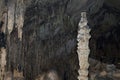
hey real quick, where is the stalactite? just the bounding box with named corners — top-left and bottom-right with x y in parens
top-left (77, 12), bottom-right (91, 80)
top-left (15, 0), bottom-right (25, 41)
top-left (6, 0), bottom-right (15, 71)
top-left (7, 0), bottom-right (15, 35)
top-left (6, 0), bottom-right (25, 72)
top-left (1, 12), bottom-right (7, 33)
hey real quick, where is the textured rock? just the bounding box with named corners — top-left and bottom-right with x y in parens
top-left (35, 70), bottom-right (60, 80)
top-left (0, 48), bottom-right (7, 80)
top-left (77, 12), bottom-right (91, 80)
top-left (0, 0), bottom-right (120, 80)
top-left (7, 0), bottom-right (16, 35)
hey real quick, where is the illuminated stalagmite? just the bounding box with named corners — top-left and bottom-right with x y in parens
top-left (77, 12), bottom-right (91, 80)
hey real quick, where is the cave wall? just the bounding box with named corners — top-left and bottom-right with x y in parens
top-left (23, 0), bottom-right (80, 79)
top-left (88, 0), bottom-right (120, 64)
top-left (0, 0), bottom-right (120, 80)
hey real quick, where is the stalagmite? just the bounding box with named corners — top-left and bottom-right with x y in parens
top-left (77, 12), bottom-right (91, 80)
top-left (0, 48), bottom-right (7, 80)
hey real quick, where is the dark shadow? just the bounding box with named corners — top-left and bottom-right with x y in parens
top-left (88, 3), bottom-right (120, 69)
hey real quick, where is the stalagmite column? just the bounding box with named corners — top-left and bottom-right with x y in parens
top-left (77, 12), bottom-right (91, 80)
top-left (0, 48), bottom-right (7, 80)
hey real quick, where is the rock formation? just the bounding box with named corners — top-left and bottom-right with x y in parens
top-left (0, 0), bottom-right (120, 80)
top-left (77, 12), bottom-right (91, 80)
top-left (0, 48), bottom-right (7, 80)
top-left (0, 10), bottom-right (7, 80)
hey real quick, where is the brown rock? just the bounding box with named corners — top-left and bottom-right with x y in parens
top-left (100, 71), bottom-right (107, 77)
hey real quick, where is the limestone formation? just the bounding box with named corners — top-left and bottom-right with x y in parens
top-left (7, 0), bottom-right (15, 35)
top-left (77, 12), bottom-right (91, 80)
top-left (0, 1), bottom-right (25, 79)
top-left (7, 0), bottom-right (25, 40)
top-left (6, 0), bottom-right (25, 71)
top-left (0, 11), bottom-right (7, 80)
top-left (1, 12), bottom-right (7, 33)
top-left (0, 0), bottom-right (120, 80)
top-left (15, 0), bottom-right (25, 41)
top-left (0, 48), bottom-right (7, 80)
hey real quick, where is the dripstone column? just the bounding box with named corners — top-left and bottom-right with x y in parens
top-left (0, 48), bottom-right (7, 80)
top-left (77, 12), bottom-right (91, 80)
top-left (0, 13), bottom-right (7, 80)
